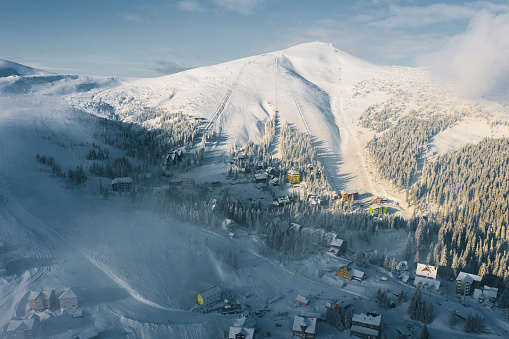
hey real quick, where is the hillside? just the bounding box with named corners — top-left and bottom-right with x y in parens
top-left (1, 42), bottom-right (509, 338)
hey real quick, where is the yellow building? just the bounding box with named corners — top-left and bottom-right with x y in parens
top-left (287, 169), bottom-right (300, 184)
top-left (197, 286), bottom-right (221, 307)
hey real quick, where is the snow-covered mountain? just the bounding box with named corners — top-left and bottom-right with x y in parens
top-left (1, 42), bottom-right (509, 338)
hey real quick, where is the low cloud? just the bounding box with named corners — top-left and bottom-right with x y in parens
top-left (419, 9), bottom-right (509, 97)
top-left (153, 61), bottom-right (192, 75)
top-left (120, 13), bottom-right (143, 22)
top-left (178, 1), bottom-right (205, 13)
top-left (212, 0), bottom-right (263, 15)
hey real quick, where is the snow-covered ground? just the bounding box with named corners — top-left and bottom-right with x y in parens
top-left (1, 42), bottom-right (509, 338)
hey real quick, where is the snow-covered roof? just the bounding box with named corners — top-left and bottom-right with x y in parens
top-left (292, 315), bottom-right (317, 334)
top-left (330, 238), bottom-right (344, 247)
top-left (199, 286), bottom-right (221, 299)
top-left (350, 325), bottom-right (379, 337)
top-left (28, 289), bottom-right (54, 300)
top-left (296, 295), bottom-right (309, 305)
top-left (400, 273), bottom-right (410, 283)
top-left (456, 271), bottom-right (482, 283)
top-left (414, 276), bottom-right (440, 289)
top-left (352, 313), bottom-right (381, 327)
top-left (416, 263), bottom-right (438, 279)
top-left (7, 319), bottom-right (35, 331)
top-left (484, 286), bottom-right (498, 299)
top-left (350, 269), bottom-right (365, 279)
top-left (229, 326), bottom-right (254, 339)
top-left (473, 288), bottom-right (483, 300)
top-left (111, 177), bottom-right (133, 184)
top-left (287, 169), bottom-right (299, 176)
top-left (59, 287), bottom-right (79, 299)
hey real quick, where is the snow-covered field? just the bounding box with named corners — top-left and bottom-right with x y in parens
top-left (1, 42), bottom-right (509, 338)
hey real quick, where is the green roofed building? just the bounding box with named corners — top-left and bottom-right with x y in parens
top-left (369, 204), bottom-right (387, 215)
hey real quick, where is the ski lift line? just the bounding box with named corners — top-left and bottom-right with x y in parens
top-left (284, 76), bottom-right (311, 135)
top-left (202, 59), bottom-right (252, 135)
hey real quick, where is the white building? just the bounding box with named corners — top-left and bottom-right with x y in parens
top-left (197, 286), bottom-right (221, 308)
top-left (416, 263), bottom-right (438, 279)
top-left (229, 315), bottom-right (255, 339)
top-left (351, 313), bottom-right (382, 339)
top-left (292, 315), bottom-right (317, 338)
top-left (59, 288), bottom-right (79, 309)
top-left (414, 276), bottom-right (440, 291)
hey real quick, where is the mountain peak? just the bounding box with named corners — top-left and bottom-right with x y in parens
top-left (0, 59), bottom-right (48, 77)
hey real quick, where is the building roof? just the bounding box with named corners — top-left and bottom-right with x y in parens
top-left (456, 272), bottom-right (482, 283)
top-left (7, 319), bottom-right (36, 332)
top-left (292, 315), bottom-right (317, 334)
top-left (350, 269), bottom-right (365, 279)
top-left (416, 263), bottom-right (438, 279)
top-left (59, 287), bottom-right (79, 299)
top-left (330, 238), bottom-right (345, 248)
top-left (199, 286), bottom-right (221, 300)
top-left (414, 276), bottom-right (440, 289)
top-left (296, 295), bottom-right (309, 305)
top-left (229, 326), bottom-right (254, 339)
top-left (287, 169), bottom-right (299, 176)
top-left (350, 325), bottom-right (379, 337)
top-left (352, 313), bottom-right (381, 327)
top-left (111, 177), bottom-right (133, 184)
top-left (28, 289), bottom-right (54, 301)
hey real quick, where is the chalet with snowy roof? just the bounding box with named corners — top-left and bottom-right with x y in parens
top-left (351, 313), bottom-right (381, 339)
top-left (59, 288), bottom-right (79, 309)
top-left (324, 232), bottom-right (337, 247)
top-left (416, 263), bottom-right (438, 279)
top-left (229, 315), bottom-right (255, 339)
top-left (296, 295), bottom-right (309, 306)
top-left (197, 286), bottom-right (221, 308)
top-left (473, 286), bottom-right (498, 303)
top-left (7, 318), bottom-right (38, 339)
top-left (287, 169), bottom-right (300, 184)
top-left (456, 272), bottom-right (482, 296)
top-left (414, 276), bottom-right (440, 291)
top-left (28, 289), bottom-right (56, 312)
top-left (111, 177), bottom-right (132, 193)
top-left (253, 172), bottom-right (267, 183)
top-left (328, 238), bottom-right (347, 257)
top-left (292, 315), bottom-right (317, 338)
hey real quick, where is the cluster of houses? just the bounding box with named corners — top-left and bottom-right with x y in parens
top-left (228, 315), bottom-right (255, 339)
top-left (5, 288), bottom-right (81, 339)
top-left (369, 197), bottom-right (387, 215)
top-left (267, 217), bottom-right (339, 248)
top-left (351, 313), bottom-right (382, 339)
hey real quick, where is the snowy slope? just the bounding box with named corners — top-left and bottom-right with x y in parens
top-left (2, 43), bottom-right (509, 338)
top-left (0, 59), bottom-right (48, 78)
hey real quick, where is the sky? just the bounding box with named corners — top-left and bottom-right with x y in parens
top-left (1, 0), bottom-right (509, 94)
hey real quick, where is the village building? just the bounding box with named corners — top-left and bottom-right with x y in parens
top-left (296, 295), bottom-right (309, 306)
top-left (341, 191), bottom-right (358, 201)
top-left (395, 261), bottom-right (408, 272)
top-left (59, 288), bottom-right (79, 309)
top-left (473, 286), bottom-right (498, 303)
top-left (197, 286), bottom-right (221, 308)
top-left (287, 169), bottom-right (300, 184)
top-left (369, 204), bottom-right (387, 215)
top-left (6, 318), bottom-right (38, 339)
top-left (324, 232), bottom-right (337, 247)
top-left (456, 272), bottom-right (482, 296)
top-left (351, 313), bottom-right (382, 339)
top-left (292, 315), bottom-right (317, 338)
top-left (28, 289), bottom-right (56, 312)
top-left (228, 315), bottom-right (255, 339)
top-left (328, 238), bottom-right (347, 257)
top-left (253, 172), bottom-right (267, 184)
top-left (416, 263), bottom-right (438, 279)
top-left (414, 276), bottom-right (440, 291)
top-left (111, 177), bottom-right (133, 193)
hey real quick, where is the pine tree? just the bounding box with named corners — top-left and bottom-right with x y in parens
top-left (398, 290), bottom-right (408, 303)
top-left (420, 325), bottom-right (430, 339)
top-left (408, 287), bottom-right (422, 320)
top-left (449, 309), bottom-right (457, 326)
top-left (499, 288), bottom-right (509, 308)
